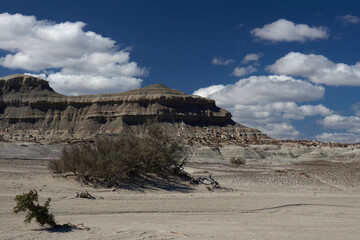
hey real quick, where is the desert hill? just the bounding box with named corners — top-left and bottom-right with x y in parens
top-left (0, 74), bottom-right (268, 143)
top-left (2, 74), bottom-right (360, 164)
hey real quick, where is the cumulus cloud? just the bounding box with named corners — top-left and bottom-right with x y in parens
top-left (250, 19), bottom-right (329, 42)
top-left (316, 112), bottom-right (360, 143)
top-left (194, 75), bottom-right (325, 106)
top-left (338, 14), bottom-right (360, 25)
top-left (231, 66), bottom-right (257, 77)
top-left (242, 53), bottom-right (263, 64)
top-left (320, 114), bottom-right (360, 133)
top-left (218, 105), bottom-right (300, 139)
top-left (230, 102), bottom-right (332, 122)
top-left (193, 75), bottom-right (330, 139)
top-left (220, 103), bottom-right (332, 140)
top-left (283, 104), bottom-right (332, 119)
top-left (262, 123), bottom-right (300, 139)
top-left (212, 57), bottom-right (235, 66)
top-left (267, 52), bottom-right (360, 86)
top-left (227, 102), bottom-right (331, 139)
top-left (315, 132), bottom-right (360, 143)
top-left (0, 12), bottom-right (147, 95)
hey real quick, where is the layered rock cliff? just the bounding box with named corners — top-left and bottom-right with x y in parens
top-left (0, 74), bottom-right (268, 142)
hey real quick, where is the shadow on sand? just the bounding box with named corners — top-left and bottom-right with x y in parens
top-left (34, 225), bottom-right (73, 233)
top-left (89, 174), bottom-right (197, 193)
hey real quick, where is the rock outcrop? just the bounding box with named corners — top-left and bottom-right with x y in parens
top-left (0, 74), bottom-right (268, 142)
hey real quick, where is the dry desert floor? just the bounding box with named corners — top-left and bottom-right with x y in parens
top-left (1, 143), bottom-right (360, 240)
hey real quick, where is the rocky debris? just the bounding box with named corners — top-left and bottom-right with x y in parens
top-left (75, 191), bottom-right (95, 199)
top-left (176, 167), bottom-right (224, 191)
top-left (0, 74), bottom-right (268, 143)
top-left (196, 174), bottom-right (221, 191)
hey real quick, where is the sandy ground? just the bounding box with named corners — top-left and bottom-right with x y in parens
top-left (1, 145), bottom-right (360, 239)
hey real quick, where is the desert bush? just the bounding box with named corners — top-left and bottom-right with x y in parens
top-left (49, 121), bottom-right (184, 185)
top-left (13, 190), bottom-right (56, 227)
top-left (229, 156), bottom-right (246, 165)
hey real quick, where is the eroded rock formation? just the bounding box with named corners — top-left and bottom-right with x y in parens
top-left (0, 74), bottom-right (268, 142)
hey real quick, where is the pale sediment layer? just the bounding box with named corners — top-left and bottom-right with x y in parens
top-left (1, 152), bottom-right (359, 240)
top-left (2, 141), bottom-right (360, 165)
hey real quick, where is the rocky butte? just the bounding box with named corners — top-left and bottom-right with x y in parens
top-left (2, 74), bottom-right (360, 162)
top-left (0, 74), bottom-right (268, 144)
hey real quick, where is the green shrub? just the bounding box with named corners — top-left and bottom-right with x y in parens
top-left (49, 121), bottom-right (184, 185)
top-left (13, 190), bottom-right (56, 227)
top-left (229, 156), bottom-right (246, 165)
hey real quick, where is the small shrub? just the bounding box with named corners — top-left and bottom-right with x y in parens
top-left (49, 121), bottom-right (185, 185)
top-left (13, 190), bottom-right (56, 227)
top-left (229, 156), bottom-right (246, 165)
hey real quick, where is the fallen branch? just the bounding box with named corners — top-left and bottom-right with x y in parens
top-left (170, 231), bottom-right (189, 237)
top-left (76, 191), bottom-right (95, 200)
top-left (61, 222), bottom-right (90, 231)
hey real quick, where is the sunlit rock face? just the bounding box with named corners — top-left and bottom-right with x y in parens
top-left (0, 74), bottom-right (268, 142)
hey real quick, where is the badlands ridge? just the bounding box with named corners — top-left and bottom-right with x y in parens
top-left (1, 74), bottom-right (360, 163)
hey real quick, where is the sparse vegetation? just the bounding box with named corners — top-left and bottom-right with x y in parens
top-left (13, 190), bottom-right (56, 227)
top-left (229, 156), bottom-right (246, 165)
top-left (49, 121), bottom-right (185, 186)
top-left (13, 190), bottom-right (89, 230)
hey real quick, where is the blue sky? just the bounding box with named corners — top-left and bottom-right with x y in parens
top-left (1, 0), bottom-right (360, 142)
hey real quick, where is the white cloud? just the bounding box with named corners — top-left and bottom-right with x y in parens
top-left (262, 123), bottom-right (300, 139)
top-left (242, 53), bottom-right (263, 64)
top-left (231, 66), bottom-right (257, 77)
top-left (0, 12), bottom-right (147, 95)
top-left (194, 75), bottom-right (325, 106)
top-left (212, 57), bottom-right (235, 66)
top-left (267, 52), bottom-right (360, 86)
top-left (315, 132), bottom-right (360, 143)
top-left (230, 102), bottom-right (331, 122)
top-left (338, 14), bottom-right (360, 25)
top-left (283, 104), bottom-right (332, 119)
top-left (317, 113), bottom-right (360, 143)
top-left (193, 75), bottom-right (330, 139)
top-left (222, 104), bottom-right (307, 139)
top-left (192, 84), bottom-right (225, 97)
top-left (351, 102), bottom-right (360, 116)
top-left (250, 19), bottom-right (329, 42)
top-left (320, 114), bottom-right (360, 133)
top-left (226, 102), bottom-right (331, 139)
